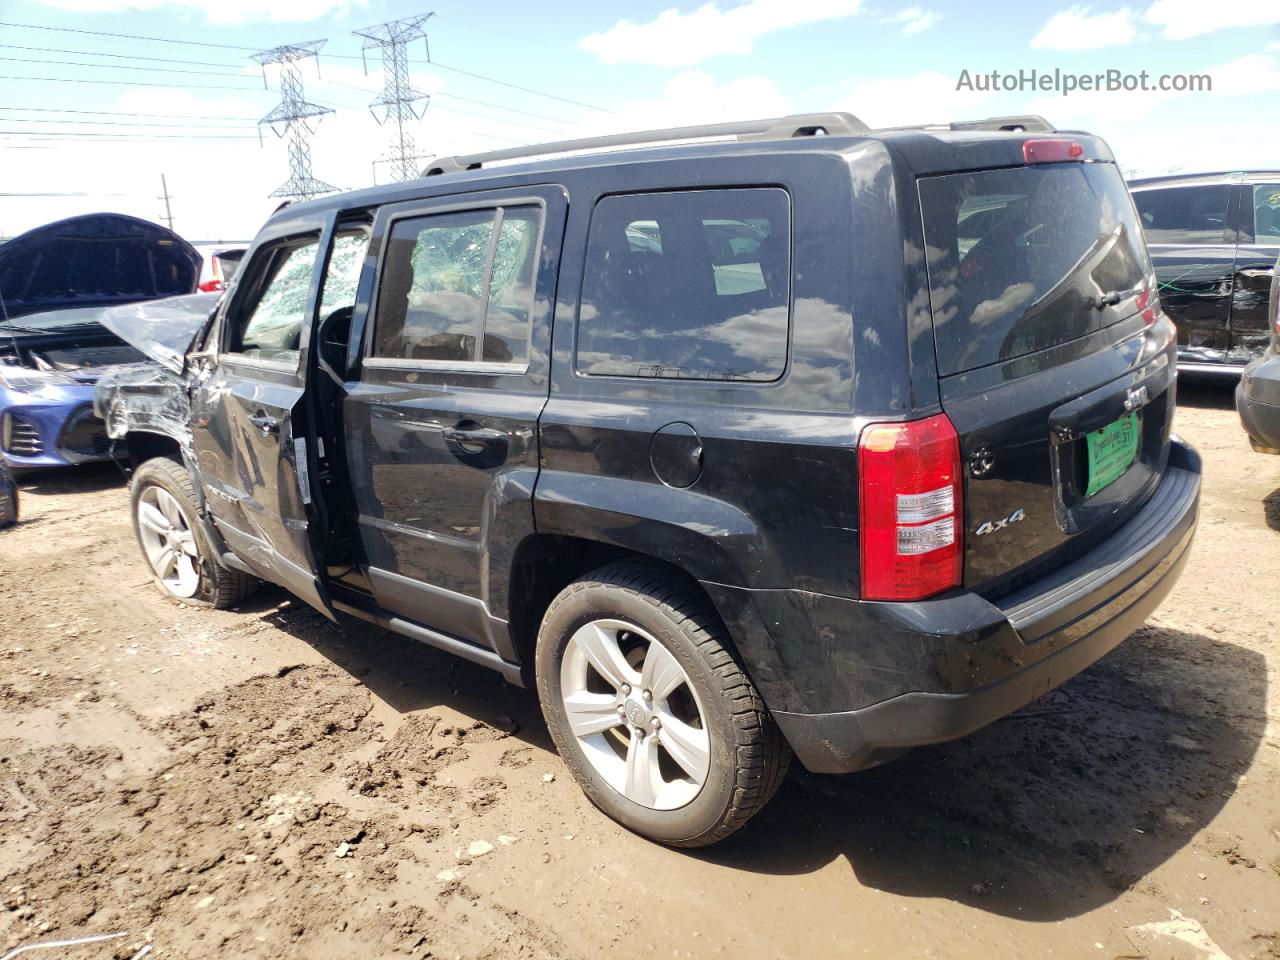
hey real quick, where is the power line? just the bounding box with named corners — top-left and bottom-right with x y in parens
top-left (318, 75), bottom-right (580, 128)
top-left (0, 116), bottom-right (256, 129)
top-left (0, 55), bottom-right (247, 78)
top-left (0, 130), bottom-right (259, 140)
top-left (0, 18), bottom-right (615, 114)
top-left (0, 105), bottom-right (260, 121)
top-left (425, 60), bottom-right (614, 114)
top-left (0, 139), bottom-right (251, 147)
top-left (425, 102), bottom-right (565, 137)
top-left (0, 42), bottom-right (243, 70)
top-left (0, 101), bottom-right (523, 147)
top-left (0, 19), bottom-right (258, 52)
top-left (0, 75), bottom-right (259, 91)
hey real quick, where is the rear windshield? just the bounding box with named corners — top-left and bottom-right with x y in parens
top-left (920, 163), bottom-right (1150, 376)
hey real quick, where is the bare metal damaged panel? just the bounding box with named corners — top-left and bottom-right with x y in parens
top-left (96, 293), bottom-right (219, 374)
top-left (94, 362), bottom-right (194, 454)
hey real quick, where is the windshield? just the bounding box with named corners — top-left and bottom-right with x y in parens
top-left (920, 162), bottom-right (1150, 376)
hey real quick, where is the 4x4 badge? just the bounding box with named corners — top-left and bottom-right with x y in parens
top-left (975, 508), bottom-right (1026, 537)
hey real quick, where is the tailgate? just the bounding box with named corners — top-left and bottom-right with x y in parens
top-left (918, 157), bottom-right (1176, 594)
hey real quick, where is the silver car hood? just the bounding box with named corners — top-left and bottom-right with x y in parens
top-left (97, 292), bottom-right (219, 374)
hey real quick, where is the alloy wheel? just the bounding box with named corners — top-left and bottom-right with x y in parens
top-left (559, 618), bottom-right (711, 811)
top-left (136, 485), bottom-right (201, 598)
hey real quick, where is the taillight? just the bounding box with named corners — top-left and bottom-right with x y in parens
top-left (859, 413), bottom-right (963, 601)
top-left (197, 279), bottom-right (224, 292)
top-left (1023, 139), bottom-right (1084, 164)
top-left (1136, 275), bottom-right (1158, 325)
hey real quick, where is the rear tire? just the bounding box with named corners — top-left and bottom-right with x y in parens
top-left (536, 561), bottom-right (789, 847)
top-left (129, 457), bottom-right (257, 609)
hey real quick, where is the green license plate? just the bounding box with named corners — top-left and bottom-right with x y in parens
top-left (1085, 412), bottom-right (1139, 497)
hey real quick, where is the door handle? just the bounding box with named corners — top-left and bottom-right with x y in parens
top-left (443, 424), bottom-right (506, 447)
top-left (249, 411), bottom-right (280, 436)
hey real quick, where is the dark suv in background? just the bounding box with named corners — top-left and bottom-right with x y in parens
top-left (97, 113), bottom-right (1201, 846)
top-left (1129, 171), bottom-right (1280, 374)
top-left (1237, 252), bottom-right (1280, 453)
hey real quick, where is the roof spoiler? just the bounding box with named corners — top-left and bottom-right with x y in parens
top-left (882, 114), bottom-right (1057, 133)
top-left (948, 115), bottom-right (1056, 132)
top-left (422, 112), bottom-right (870, 177)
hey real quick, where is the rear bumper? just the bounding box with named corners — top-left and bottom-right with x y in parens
top-left (1236, 352), bottom-right (1280, 454)
top-left (708, 439), bottom-right (1201, 774)
top-left (1177, 360), bottom-right (1247, 378)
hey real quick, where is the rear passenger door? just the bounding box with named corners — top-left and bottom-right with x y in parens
top-left (343, 186), bottom-right (566, 658)
top-left (1231, 182), bottom-right (1280, 362)
top-left (537, 176), bottom-right (864, 600)
top-left (1132, 183), bottom-right (1235, 363)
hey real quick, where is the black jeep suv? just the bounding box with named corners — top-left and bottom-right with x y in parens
top-left (1129, 170), bottom-right (1280, 374)
top-left (96, 113), bottom-right (1201, 846)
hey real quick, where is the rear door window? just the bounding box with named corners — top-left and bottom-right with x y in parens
top-left (577, 188), bottom-right (790, 381)
top-left (371, 205), bottom-right (540, 366)
top-left (920, 163), bottom-right (1150, 376)
top-left (1132, 185), bottom-right (1231, 245)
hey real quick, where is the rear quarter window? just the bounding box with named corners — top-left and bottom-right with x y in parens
top-left (1132, 185), bottom-right (1231, 245)
top-left (576, 188), bottom-right (790, 381)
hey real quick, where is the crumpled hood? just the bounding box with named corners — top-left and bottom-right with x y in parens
top-left (97, 292), bottom-right (219, 374)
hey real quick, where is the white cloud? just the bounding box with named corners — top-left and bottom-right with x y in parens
top-left (30, 0), bottom-right (367, 25)
top-left (579, 0), bottom-right (862, 66)
top-left (1203, 52), bottom-right (1280, 94)
top-left (832, 70), bottom-right (993, 128)
top-left (879, 6), bottom-right (942, 35)
top-left (1026, 51), bottom-right (1280, 129)
top-left (1024, 52), bottom-right (1280, 176)
top-left (1144, 0), bottom-right (1280, 40)
top-left (1030, 5), bottom-right (1138, 50)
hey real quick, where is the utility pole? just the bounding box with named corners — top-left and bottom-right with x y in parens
top-left (158, 174), bottom-right (175, 231)
top-left (252, 41), bottom-right (338, 201)
top-left (354, 13), bottom-right (434, 184)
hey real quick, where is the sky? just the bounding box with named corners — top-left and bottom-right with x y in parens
top-left (0, 0), bottom-right (1277, 240)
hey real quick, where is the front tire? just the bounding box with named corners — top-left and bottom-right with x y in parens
top-left (536, 562), bottom-right (789, 847)
top-left (129, 457), bottom-right (256, 609)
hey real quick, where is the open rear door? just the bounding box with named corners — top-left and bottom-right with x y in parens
top-left (189, 212), bottom-right (336, 619)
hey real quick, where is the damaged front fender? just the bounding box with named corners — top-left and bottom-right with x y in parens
top-left (94, 361), bottom-right (195, 461)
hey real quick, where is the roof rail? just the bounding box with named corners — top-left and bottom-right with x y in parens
top-left (422, 112), bottom-right (870, 176)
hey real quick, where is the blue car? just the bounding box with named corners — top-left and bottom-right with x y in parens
top-left (0, 212), bottom-right (201, 472)
top-left (0, 306), bottom-right (149, 471)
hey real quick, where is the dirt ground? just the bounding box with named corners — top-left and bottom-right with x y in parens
top-left (1, 379), bottom-right (1277, 960)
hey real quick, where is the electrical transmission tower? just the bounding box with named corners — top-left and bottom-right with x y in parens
top-left (252, 41), bottom-right (338, 201)
top-left (354, 13), bottom-right (434, 183)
